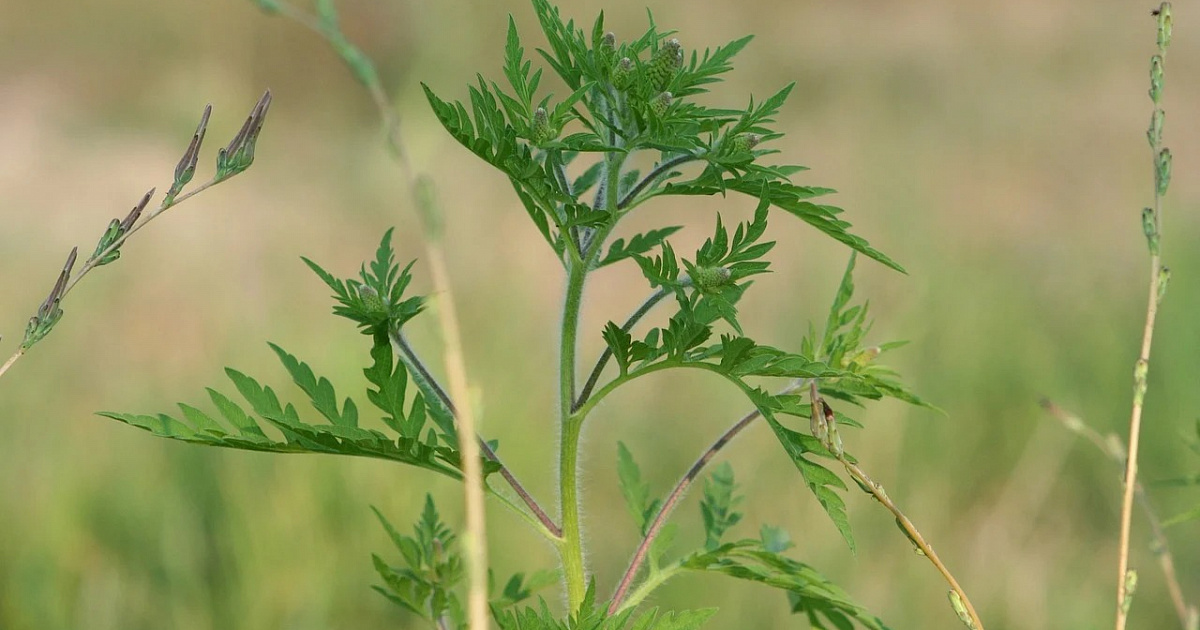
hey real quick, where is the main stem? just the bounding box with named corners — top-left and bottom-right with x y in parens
top-left (558, 263), bottom-right (588, 610)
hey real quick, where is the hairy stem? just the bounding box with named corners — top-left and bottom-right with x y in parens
top-left (1041, 399), bottom-right (1197, 630)
top-left (394, 332), bottom-right (562, 538)
top-left (558, 263), bottom-right (589, 609)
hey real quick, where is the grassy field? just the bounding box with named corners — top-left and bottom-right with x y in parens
top-left (1, 0), bottom-right (1198, 628)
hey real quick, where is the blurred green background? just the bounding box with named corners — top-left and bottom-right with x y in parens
top-left (1, 0), bottom-right (1198, 628)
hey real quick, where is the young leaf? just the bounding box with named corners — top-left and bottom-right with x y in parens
top-left (699, 462), bottom-right (743, 549)
top-left (602, 322), bottom-right (634, 375)
top-left (617, 442), bottom-right (660, 533)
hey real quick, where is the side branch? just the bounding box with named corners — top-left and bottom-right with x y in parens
top-left (606, 379), bottom-right (806, 614)
top-left (809, 386), bottom-right (985, 630)
top-left (573, 288), bottom-right (671, 412)
top-left (616, 154), bottom-right (698, 210)
top-left (392, 332), bottom-right (562, 539)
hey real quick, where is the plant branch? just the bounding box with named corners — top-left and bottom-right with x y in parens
top-left (616, 154), bottom-right (698, 210)
top-left (607, 378), bottom-right (807, 615)
top-left (1042, 399), bottom-right (1197, 630)
top-left (573, 287), bottom-right (671, 412)
top-left (392, 331), bottom-right (561, 538)
top-left (802, 384), bottom-right (984, 630)
top-left (837, 453), bottom-right (985, 630)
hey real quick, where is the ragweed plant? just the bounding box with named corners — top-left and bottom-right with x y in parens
top-left (103, 1), bottom-right (985, 628)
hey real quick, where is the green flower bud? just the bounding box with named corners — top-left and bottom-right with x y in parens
top-left (1121, 569), bottom-right (1138, 615)
top-left (949, 591), bottom-right (975, 629)
top-left (1157, 266), bottom-right (1170, 304)
top-left (647, 38), bottom-right (683, 91)
top-left (601, 32), bottom-right (616, 53)
top-left (1142, 207), bottom-right (1159, 255)
top-left (359, 284), bottom-right (386, 314)
top-left (1155, 147), bottom-right (1171, 196)
top-left (612, 57), bottom-right (634, 90)
top-left (1149, 54), bottom-right (1164, 104)
top-left (691, 265), bottom-right (732, 290)
top-left (727, 133), bottom-right (761, 155)
top-left (1147, 108), bottom-right (1164, 148)
top-left (530, 107), bottom-right (558, 144)
top-left (650, 91), bottom-right (673, 117)
top-left (1155, 3), bottom-right (1172, 50)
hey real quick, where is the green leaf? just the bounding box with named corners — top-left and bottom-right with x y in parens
top-left (600, 227), bottom-right (683, 268)
top-left (673, 34), bottom-right (753, 98)
top-left (372, 496), bottom-right (465, 624)
top-left (1163, 502), bottom-right (1200, 528)
top-left (628, 608), bottom-right (718, 630)
top-left (364, 333), bottom-right (427, 438)
top-left (617, 442), bottom-right (660, 534)
top-left (602, 322), bottom-right (634, 375)
top-left (763, 414), bottom-right (854, 552)
top-left (700, 462), bottom-right (742, 549)
top-left (99, 356), bottom-right (467, 479)
top-left (269, 342), bottom-right (357, 428)
top-left (681, 540), bottom-right (890, 630)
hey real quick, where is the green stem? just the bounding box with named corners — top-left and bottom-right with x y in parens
top-left (614, 564), bottom-right (684, 615)
top-left (558, 263), bottom-right (588, 610)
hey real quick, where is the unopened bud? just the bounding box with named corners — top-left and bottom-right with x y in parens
top-left (650, 91), bottom-right (673, 117)
top-left (1155, 3), bottom-right (1172, 50)
top-left (612, 57), bottom-right (634, 90)
top-left (692, 265), bottom-right (732, 290)
top-left (1142, 207), bottom-right (1159, 255)
top-left (1147, 109), bottom-right (1164, 147)
top-left (601, 32), bottom-right (616, 52)
top-left (1157, 266), bottom-right (1170, 304)
top-left (530, 107), bottom-right (558, 144)
top-left (359, 284), bottom-right (386, 314)
top-left (1149, 54), bottom-right (1164, 104)
top-left (728, 133), bottom-right (761, 155)
top-left (1156, 147), bottom-right (1172, 195)
top-left (647, 38), bottom-right (683, 90)
top-left (949, 591), bottom-right (975, 629)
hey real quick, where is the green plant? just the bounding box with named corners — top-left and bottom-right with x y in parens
top-left (96, 1), bottom-right (988, 628)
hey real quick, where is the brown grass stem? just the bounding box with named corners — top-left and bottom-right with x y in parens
top-left (425, 241), bottom-right (490, 630)
top-left (1116, 6), bottom-right (1173, 626)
